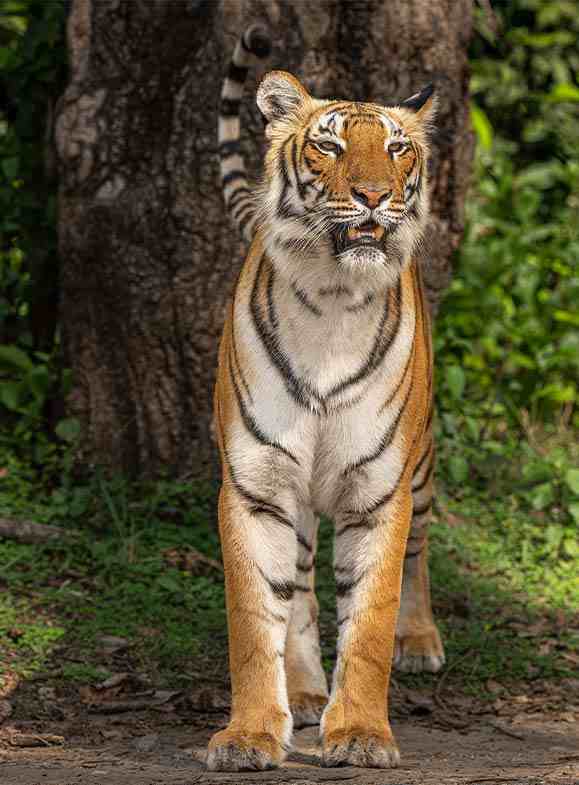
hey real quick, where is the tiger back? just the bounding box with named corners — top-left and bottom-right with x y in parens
top-left (208, 25), bottom-right (443, 773)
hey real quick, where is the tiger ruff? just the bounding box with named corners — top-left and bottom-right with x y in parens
top-left (209, 24), bottom-right (444, 772)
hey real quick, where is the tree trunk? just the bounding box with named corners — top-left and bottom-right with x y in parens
top-left (57, 0), bottom-right (473, 479)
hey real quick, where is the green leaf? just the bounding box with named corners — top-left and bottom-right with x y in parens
top-left (0, 381), bottom-right (20, 411)
top-left (448, 455), bottom-right (469, 484)
top-left (568, 503), bottom-right (579, 526)
top-left (446, 365), bottom-right (466, 400)
top-left (564, 469), bottom-right (579, 496)
top-left (26, 365), bottom-right (50, 401)
top-left (547, 83), bottom-right (579, 103)
top-left (529, 482), bottom-right (555, 511)
top-left (0, 344), bottom-right (33, 372)
top-left (55, 417), bottom-right (81, 444)
top-left (1, 157), bottom-right (19, 180)
top-left (522, 461), bottom-right (553, 485)
top-left (470, 104), bottom-right (493, 151)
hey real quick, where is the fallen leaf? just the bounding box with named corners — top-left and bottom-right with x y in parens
top-left (97, 672), bottom-right (130, 690)
top-left (96, 635), bottom-right (130, 654)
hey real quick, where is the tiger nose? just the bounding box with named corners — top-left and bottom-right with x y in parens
top-left (351, 186), bottom-right (392, 209)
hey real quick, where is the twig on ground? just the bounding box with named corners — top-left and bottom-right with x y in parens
top-left (0, 518), bottom-right (78, 544)
top-left (487, 720), bottom-right (525, 741)
top-left (2, 730), bottom-right (64, 748)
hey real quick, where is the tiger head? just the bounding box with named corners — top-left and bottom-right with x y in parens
top-left (256, 71), bottom-right (436, 280)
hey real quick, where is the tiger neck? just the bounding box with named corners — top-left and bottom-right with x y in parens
top-left (261, 223), bottom-right (411, 303)
top-left (243, 242), bottom-right (418, 411)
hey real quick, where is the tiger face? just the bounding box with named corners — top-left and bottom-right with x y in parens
top-left (257, 71), bottom-right (436, 276)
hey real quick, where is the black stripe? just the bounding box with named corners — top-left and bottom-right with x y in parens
top-left (291, 283), bottom-right (322, 317)
top-left (250, 504), bottom-right (295, 530)
top-left (404, 547), bottom-right (424, 560)
top-left (337, 615), bottom-right (350, 627)
top-left (232, 200), bottom-right (254, 222)
top-left (326, 281), bottom-right (402, 400)
top-left (276, 135), bottom-right (305, 222)
top-left (319, 285), bottom-right (353, 297)
top-left (336, 576), bottom-right (362, 598)
top-left (225, 450), bottom-right (295, 528)
top-left (264, 577), bottom-right (295, 602)
top-left (350, 449), bottom-right (414, 517)
top-left (291, 136), bottom-right (306, 200)
top-left (297, 533), bottom-right (313, 553)
top-left (220, 98), bottom-right (241, 117)
top-left (231, 325), bottom-right (253, 402)
top-left (344, 375), bottom-right (413, 476)
top-left (380, 343), bottom-right (415, 414)
top-left (249, 256), bottom-right (320, 409)
top-left (336, 518), bottom-right (373, 538)
top-left (219, 140), bottom-right (241, 159)
top-left (241, 26), bottom-right (272, 59)
top-left (227, 62), bottom-right (248, 84)
top-left (345, 292), bottom-right (375, 313)
top-left (294, 584), bottom-right (311, 593)
top-left (296, 559), bottom-right (314, 573)
top-left (412, 461), bottom-right (433, 494)
top-left (413, 499), bottom-right (432, 517)
top-left (299, 619), bottom-right (315, 634)
top-left (238, 209), bottom-right (254, 238)
top-left (227, 186), bottom-right (251, 209)
top-left (413, 438), bottom-right (433, 478)
top-left (222, 170), bottom-right (246, 188)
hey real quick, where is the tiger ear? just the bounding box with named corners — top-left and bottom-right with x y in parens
top-left (257, 70), bottom-right (311, 123)
top-left (399, 83), bottom-right (437, 123)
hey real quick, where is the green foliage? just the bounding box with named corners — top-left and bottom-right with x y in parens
top-left (434, 1), bottom-right (579, 549)
top-left (438, 0), bottom-right (579, 431)
top-left (437, 139), bottom-right (579, 421)
top-left (0, 0), bottom-right (66, 456)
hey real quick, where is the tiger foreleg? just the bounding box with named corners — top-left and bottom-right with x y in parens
top-left (285, 511), bottom-right (329, 728)
top-left (207, 485), bottom-right (296, 772)
top-left (394, 444), bottom-right (445, 673)
top-left (320, 498), bottom-right (411, 768)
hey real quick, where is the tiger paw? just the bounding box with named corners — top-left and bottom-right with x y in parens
top-left (206, 727), bottom-right (287, 771)
top-left (322, 727), bottom-right (400, 769)
top-left (289, 691), bottom-right (328, 728)
top-left (393, 626), bottom-right (445, 673)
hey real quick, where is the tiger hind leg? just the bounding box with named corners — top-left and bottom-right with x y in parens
top-left (285, 511), bottom-right (328, 728)
top-left (394, 440), bottom-right (445, 673)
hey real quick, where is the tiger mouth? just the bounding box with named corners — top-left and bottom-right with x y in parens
top-left (333, 221), bottom-right (391, 255)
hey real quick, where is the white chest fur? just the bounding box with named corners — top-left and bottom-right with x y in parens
top-left (228, 244), bottom-right (417, 516)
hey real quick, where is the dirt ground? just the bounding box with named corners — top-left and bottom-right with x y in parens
top-left (1, 688), bottom-right (578, 785)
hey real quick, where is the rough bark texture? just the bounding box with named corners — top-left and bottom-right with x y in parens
top-left (57, 0), bottom-right (473, 478)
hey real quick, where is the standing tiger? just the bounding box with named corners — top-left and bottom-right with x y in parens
top-left (209, 25), bottom-right (444, 771)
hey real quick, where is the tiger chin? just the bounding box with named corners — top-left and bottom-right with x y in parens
top-left (208, 24), bottom-right (444, 773)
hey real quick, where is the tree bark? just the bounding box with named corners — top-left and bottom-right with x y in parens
top-left (57, 0), bottom-right (473, 479)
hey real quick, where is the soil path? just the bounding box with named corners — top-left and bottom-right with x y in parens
top-left (1, 718), bottom-right (578, 785)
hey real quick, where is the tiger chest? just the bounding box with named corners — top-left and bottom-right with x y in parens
top-left (227, 269), bottom-right (420, 515)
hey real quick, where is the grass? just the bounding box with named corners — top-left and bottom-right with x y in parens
top-left (0, 428), bottom-right (577, 703)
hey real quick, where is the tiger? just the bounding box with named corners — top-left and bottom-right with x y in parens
top-left (208, 24), bottom-right (444, 772)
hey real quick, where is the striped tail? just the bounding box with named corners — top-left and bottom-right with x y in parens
top-left (218, 25), bottom-right (272, 242)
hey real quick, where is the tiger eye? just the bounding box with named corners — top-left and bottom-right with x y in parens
top-left (388, 141), bottom-right (406, 154)
top-left (315, 140), bottom-right (342, 155)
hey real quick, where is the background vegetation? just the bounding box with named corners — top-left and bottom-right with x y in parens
top-left (0, 0), bottom-right (577, 696)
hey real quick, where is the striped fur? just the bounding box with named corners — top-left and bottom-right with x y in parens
top-left (218, 25), bottom-right (271, 242)
top-left (209, 32), bottom-right (444, 773)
